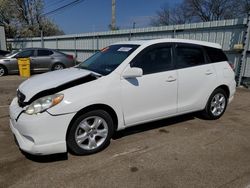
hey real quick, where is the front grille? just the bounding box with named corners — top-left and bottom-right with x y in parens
top-left (17, 90), bottom-right (26, 107)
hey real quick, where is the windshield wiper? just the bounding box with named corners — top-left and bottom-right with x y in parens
top-left (77, 66), bottom-right (102, 77)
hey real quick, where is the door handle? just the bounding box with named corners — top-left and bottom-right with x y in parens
top-left (166, 76), bottom-right (176, 82)
top-left (205, 70), bottom-right (213, 75)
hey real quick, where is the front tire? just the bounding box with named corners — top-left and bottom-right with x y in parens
top-left (0, 65), bottom-right (7, 76)
top-left (67, 110), bottom-right (114, 155)
top-left (202, 88), bottom-right (228, 120)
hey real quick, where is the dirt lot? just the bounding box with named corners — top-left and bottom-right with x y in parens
top-left (0, 75), bottom-right (250, 188)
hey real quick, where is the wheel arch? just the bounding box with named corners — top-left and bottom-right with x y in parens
top-left (66, 103), bottom-right (119, 140)
top-left (214, 84), bottom-right (230, 99)
top-left (203, 84), bottom-right (230, 111)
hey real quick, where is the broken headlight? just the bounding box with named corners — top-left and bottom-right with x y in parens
top-left (25, 94), bottom-right (64, 115)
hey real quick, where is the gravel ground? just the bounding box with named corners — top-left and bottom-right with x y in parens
top-left (0, 75), bottom-right (250, 188)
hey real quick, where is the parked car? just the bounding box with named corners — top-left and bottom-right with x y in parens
top-left (9, 39), bottom-right (236, 156)
top-left (0, 48), bottom-right (75, 76)
top-left (0, 50), bottom-right (10, 57)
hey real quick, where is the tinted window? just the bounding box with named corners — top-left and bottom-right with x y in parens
top-left (132, 46), bottom-right (173, 75)
top-left (78, 44), bottom-right (139, 75)
top-left (176, 45), bottom-right (205, 69)
top-left (17, 50), bottom-right (34, 58)
top-left (37, 50), bottom-right (53, 56)
top-left (205, 47), bottom-right (228, 63)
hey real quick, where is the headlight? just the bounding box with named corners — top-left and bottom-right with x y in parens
top-left (25, 94), bottom-right (64, 115)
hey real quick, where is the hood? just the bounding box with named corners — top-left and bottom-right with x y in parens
top-left (18, 67), bottom-right (98, 104)
top-left (0, 57), bottom-right (10, 60)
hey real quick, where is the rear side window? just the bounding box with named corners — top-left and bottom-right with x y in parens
top-left (37, 50), bottom-right (53, 56)
top-left (204, 47), bottom-right (228, 63)
top-left (176, 44), bottom-right (205, 69)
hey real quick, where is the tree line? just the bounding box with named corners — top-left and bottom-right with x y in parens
top-left (151, 0), bottom-right (250, 26)
top-left (0, 0), bottom-right (64, 38)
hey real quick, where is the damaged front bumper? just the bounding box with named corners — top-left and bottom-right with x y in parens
top-left (9, 97), bottom-right (75, 155)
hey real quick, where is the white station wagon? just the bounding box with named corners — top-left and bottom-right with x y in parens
top-left (9, 39), bottom-right (236, 155)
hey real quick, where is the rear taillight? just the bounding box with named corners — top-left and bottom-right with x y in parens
top-left (228, 62), bottom-right (235, 71)
top-left (67, 55), bottom-right (74, 60)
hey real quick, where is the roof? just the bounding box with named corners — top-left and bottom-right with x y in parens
top-left (114, 38), bottom-right (222, 49)
top-left (22, 47), bottom-right (52, 50)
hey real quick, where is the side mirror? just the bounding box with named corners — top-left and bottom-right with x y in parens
top-left (122, 67), bottom-right (143, 79)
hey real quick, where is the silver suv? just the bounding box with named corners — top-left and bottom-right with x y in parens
top-left (0, 48), bottom-right (75, 76)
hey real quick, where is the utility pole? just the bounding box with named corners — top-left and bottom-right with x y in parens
top-left (38, 20), bottom-right (44, 48)
top-left (40, 29), bottom-right (44, 48)
top-left (111, 0), bottom-right (116, 30)
top-left (133, 22), bottom-right (136, 29)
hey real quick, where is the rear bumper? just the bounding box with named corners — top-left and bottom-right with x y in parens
top-left (228, 95), bottom-right (234, 104)
top-left (9, 98), bottom-right (75, 155)
top-left (228, 79), bottom-right (236, 104)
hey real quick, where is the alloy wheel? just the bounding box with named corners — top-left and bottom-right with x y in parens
top-left (210, 93), bottom-right (226, 116)
top-left (74, 116), bottom-right (108, 150)
top-left (54, 64), bottom-right (64, 70)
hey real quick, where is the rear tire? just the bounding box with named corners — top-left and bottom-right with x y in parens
top-left (0, 65), bottom-right (7, 77)
top-left (52, 63), bottom-right (65, 71)
top-left (67, 110), bottom-right (114, 155)
top-left (201, 88), bottom-right (228, 120)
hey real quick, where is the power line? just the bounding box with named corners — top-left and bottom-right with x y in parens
top-left (45, 0), bottom-right (72, 9)
top-left (42, 0), bottom-right (85, 16)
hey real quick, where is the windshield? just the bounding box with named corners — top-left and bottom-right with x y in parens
top-left (78, 44), bottom-right (139, 75)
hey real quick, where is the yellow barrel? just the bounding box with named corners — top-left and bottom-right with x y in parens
top-left (18, 58), bottom-right (30, 78)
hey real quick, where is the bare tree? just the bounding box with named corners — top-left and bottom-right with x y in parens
top-left (183, 0), bottom-right (237, 21)
top-left (237, 0), bottom-right (250, 16)
top-left (150, 4), bottom-right (172, 26)
top-left (171, 4), bottom-right (193, 24)
top-left (0, 0), bottom-right (17, 38)
top-left (0, 0), bottom-right (64, 38)
top-left (152, 0), bottom-right (250, 26)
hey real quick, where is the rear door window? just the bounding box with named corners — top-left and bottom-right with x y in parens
top-left (175, 44), bottom-right (205, 69)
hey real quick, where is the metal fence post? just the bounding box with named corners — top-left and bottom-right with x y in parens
top-left (96, 35), bottom-right (99, 50)
top-left (40, 29), bottom-right (44, 48)
top-left (74, 37), bottom-right (77, 65)
top-left (237, 13), bottom-right (250, 86)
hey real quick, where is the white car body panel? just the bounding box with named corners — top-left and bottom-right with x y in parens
top-left (9, 98), bottom-right (75, 155)
top-left (177, 63), bottom-right (217, 113)
top-left (9, 38), bottom-right (236, 155)
top-left (121, 67), bottom-right (177, 126)
top-left (19, 67), bottom-right (94, 101)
